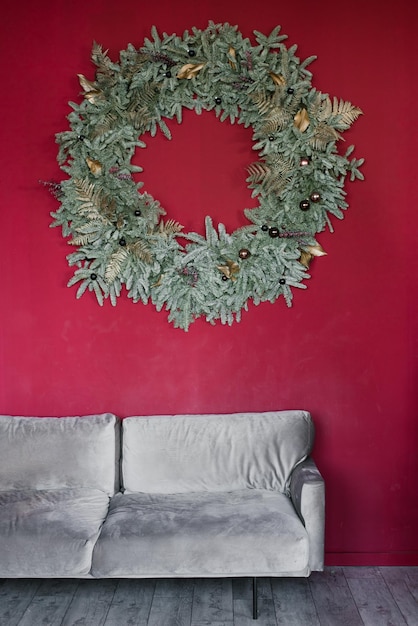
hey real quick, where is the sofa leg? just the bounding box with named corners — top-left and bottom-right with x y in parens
top-left (252, 577), bottom-right (258, 620)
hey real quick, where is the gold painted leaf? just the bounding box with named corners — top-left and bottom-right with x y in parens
top-left (294, 108), bottom-right (310, 132)
top-left (228, 46), bottom-right (237, 70)
top-left (177, 63), bottom-right (205, 79)
top-left (269, 71), bottom-right (286, 86)
top-left (217, 259), bottom-right (240, 280)
top-left (304, 243), bottom-right (327, 257)
top-left (86, 157), bottom-right (103, 176)
top-left (299, 250), bottom-right (313, 267)
top-left (77, 74), bottom-right (104, 103)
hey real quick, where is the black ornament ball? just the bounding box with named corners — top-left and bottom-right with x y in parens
top-left (268, 135), bottom-right (275, 141)
top-left (310, 191), bottom-right (321, 203)
top-left (287, 87), bottom-right (294, 94)
top-left (269, 227), bottom-right (280, 238)
top-left (215, 97), bottom-right (222, 105)
top-left (119, 237), bottom-right (127, 246)
top-left (90, 273), bottom-right (97, 281)
top-left (279, 278), bottom-right (286, 285)
top-left (300, 157), bottom-right (310, 167)
top-left (261, 224), bottom-right (269, 232)
top-left (221, 275), bottom-right (229, 281)
top-left (238, 248), bottom-right (251, 259)
top-left (165, 70), bottom-right (172, 78)
top-left (188, 49), bottom-right (196, 57)
top-left (299, 199), bottom-right (311, 211)
top-left (78, 134), bottom-right (86, 141)
top-left (134, 209), bottom-right (142, 216)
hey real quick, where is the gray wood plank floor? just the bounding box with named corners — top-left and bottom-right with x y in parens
top-left (0, 567), bottom-right (416, 626)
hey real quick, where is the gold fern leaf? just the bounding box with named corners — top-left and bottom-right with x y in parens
top-left (316, 95), bottom-right (362, 130)
top-left (74, 178), bottom-right (113, 223)
top-left (157, 219), bottom-right (184, 236)
top-left (247, 157), bottom-right (292, 194)
top-left (247, 161), bottom-right (270, 184)
top-left (127, 83), bottom-right (160, 129)
top-left (330, 97), bottom-right (363, 130)
top-left (68, 232), bottom-right (100, 246)
top-left (263, 157), bottom-right (293, 194)
top-left (262, 108), bottom-right (292, 133)
top-left (105, 248), bottom-right (129, 283)
top-left (91, 42), bottom-right (115, 79)
top-left (91, 113), bottom-right (118, 138)
top-left (317, 95), bottom-right (333, 121)
top-left (127, 240), bottom-right (153, 264)
top-left (127, 107), bottom-right (152, 131)
top-left (73, 220), bottom-right (104, 234)
top-left (121, 49), bottom-right (150, 80)
top-left (251, 91), bottom-right (273, 115)
top-left (100, 197), bottom-right (116, 221)
top-left (92, 42), bottom-right (109, 62)
top-left (309, 122), bottom-right (341, 150)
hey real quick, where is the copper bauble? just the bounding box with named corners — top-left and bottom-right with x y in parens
top-left (239, 248), bottom-right (251, 259)
top-left (310, 192), bottom-right (321, 203)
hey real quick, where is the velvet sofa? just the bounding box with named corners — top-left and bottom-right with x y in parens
top-left (0, 410), bottom-right (325, 619)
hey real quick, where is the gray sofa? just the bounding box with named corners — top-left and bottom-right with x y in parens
top-left (0, 410), bottom-right (325, 619)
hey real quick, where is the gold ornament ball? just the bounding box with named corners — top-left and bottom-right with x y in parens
top-left (239, 248), bottom-right (251, 259)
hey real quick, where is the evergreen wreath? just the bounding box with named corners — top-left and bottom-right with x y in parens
top-left (51, 22), bottom-right (364, 330)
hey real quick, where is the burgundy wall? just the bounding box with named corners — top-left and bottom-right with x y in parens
top-left (1, 0), bottom-right (417, 565)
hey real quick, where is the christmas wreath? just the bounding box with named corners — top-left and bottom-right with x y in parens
top-left (50, 22), bottom-right (363, 330)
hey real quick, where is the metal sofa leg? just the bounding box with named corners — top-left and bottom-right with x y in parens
top-left (252, 577), bottom-right (258, 619)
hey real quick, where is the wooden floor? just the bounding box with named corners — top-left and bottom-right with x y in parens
top-left (0, 567), bottom-right (417, 626)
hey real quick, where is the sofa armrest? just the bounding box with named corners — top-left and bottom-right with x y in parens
top-left (289, 457), bottom-right (325, 571)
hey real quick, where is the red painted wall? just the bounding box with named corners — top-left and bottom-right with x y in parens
top-left (1, 0), bottom-right (417, 565)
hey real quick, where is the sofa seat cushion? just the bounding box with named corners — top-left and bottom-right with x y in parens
top-left (0, 489), bottom-right (109, 577)
top-left (92, 490), bottom-right (309, 578)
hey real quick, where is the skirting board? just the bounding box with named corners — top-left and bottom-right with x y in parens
top-left (325, 552), bottom-right (418, 566)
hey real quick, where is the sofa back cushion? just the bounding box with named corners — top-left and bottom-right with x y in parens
top-left (0, 414), bottom-right (119, 495)
top-left (122, 411), bottom-right (314, 494)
